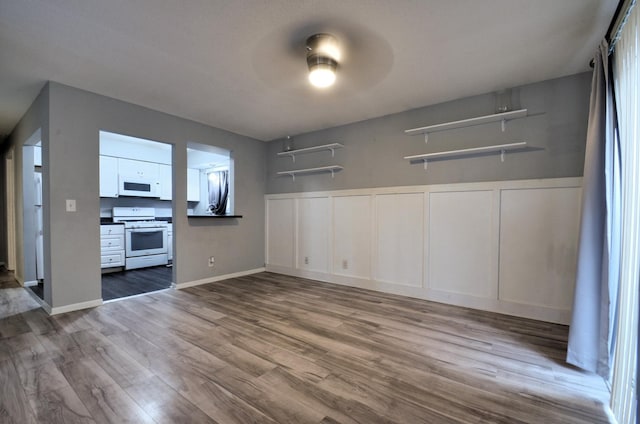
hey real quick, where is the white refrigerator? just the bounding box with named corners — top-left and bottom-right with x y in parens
top-left (35, 172), bottom-right (44, 280)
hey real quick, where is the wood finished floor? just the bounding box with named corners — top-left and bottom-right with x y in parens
top-left (0, 269), bottom-right (610, 423)
top-left (30, 265), bottom-right (173, 302)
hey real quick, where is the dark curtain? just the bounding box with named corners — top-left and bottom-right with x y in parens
top-left (208, 170), bottom-right (228, 215)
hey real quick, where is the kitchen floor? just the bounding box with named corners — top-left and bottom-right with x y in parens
top-left (102, 265), bottom-right (172, 301)
top-left (29, 265), bottom-right (173, 301)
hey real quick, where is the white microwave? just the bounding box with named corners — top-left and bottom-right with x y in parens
top-left (118, 176), bottom-right (160, 198)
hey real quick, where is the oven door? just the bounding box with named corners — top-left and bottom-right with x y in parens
top-left (125, 227), bottom-right (168, 257)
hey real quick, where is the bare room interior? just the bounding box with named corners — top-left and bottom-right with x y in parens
top-left (0, 1), bottom-right (638, 423)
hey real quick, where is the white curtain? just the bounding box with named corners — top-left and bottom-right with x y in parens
top-left (610, 2), bottom-right (639, 422)
top-left (567, 40), bottom-right (620, 378)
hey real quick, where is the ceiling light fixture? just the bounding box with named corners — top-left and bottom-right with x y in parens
top-left (306, 33), bottom-right (340, 89)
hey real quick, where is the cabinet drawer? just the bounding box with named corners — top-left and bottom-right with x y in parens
top-left (101, 251), bottom-right (125, 268)
top-left (100, 225), bottom-right (124, 236)
top-left (101, 235), bottom-right (124, 251)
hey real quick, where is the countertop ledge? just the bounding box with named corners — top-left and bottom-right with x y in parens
top-left (187, 214), bottom-right (243, 218)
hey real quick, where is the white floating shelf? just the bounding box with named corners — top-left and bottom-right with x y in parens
top-left (277, 143), bottom-right (344, 162)
top-left (405, 142), bottom-right (528, 169)
top-left (277, 165), bottom-right (343, 181)
top-left (404, 109), bottom-right (527, 137)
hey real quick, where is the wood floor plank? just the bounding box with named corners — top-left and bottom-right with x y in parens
top-left (27, 385), bottom-right (96, 424)
top-left (0, 269), bottom-right (610, 423)
top-left (58, 357), bottom-right (156, 424)
top-left (0, 358), bottom-right (38, 424)
top-left (125, 375), bottom-right (216, 424)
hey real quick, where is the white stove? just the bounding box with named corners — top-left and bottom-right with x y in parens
top-left (112, 207), bottom-right (169, 270)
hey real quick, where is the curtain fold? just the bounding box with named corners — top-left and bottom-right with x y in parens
top-left (208, 170), bottom-right (229, 215)
top-left (567, 41), bottom-right (620, 378)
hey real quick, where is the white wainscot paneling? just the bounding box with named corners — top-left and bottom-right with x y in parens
top-left (266, 198), bottom-right (295, 268)
top-left (374, 193), bottom-right (424, 287)
top-left (333, 195), bottom-right (371, 279)
top-left (499, 187), bottom-right (581, 310)
top-left (297, 197), bottom-right (330, 272)
top-left (428, 190), bottom-right (495, 298)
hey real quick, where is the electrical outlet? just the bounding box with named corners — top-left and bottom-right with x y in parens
top-left (304, 256), bottom-right (309, 265)
top-left (342, 259), bottom-right (348, 270)
top-left (208, 256), bottom-right (215, 267)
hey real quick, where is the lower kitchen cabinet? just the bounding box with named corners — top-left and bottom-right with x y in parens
top-left (100, 224), bottom-right (125, 268)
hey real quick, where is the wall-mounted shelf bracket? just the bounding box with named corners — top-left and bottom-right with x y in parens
top-left (277, 143), bottom-right (344, 163)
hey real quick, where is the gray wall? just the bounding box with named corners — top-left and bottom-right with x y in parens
top-left (266, 73), bottom-right (591, 193)
top-left (29, 82), bottom-right (265, 309)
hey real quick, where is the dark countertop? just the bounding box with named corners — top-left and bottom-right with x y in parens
top-left (187, 214), bottom-right (243, 218)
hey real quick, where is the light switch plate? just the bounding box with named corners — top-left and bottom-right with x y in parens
top-left (66, 199), bottom-right (76, 212)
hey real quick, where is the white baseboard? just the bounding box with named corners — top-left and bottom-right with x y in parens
top-left (176, 268), bottom-right (266, 290)
top-left (49, 299), bottom-right (103, 315)
top-left (23, 280), bottom-right (38, 287)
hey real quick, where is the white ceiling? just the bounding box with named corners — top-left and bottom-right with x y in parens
top-left (0, 0), bottom-right (617, 142)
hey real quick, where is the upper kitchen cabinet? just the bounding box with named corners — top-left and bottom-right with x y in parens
top-left (99, 131), bottom-right (172, 199)
top-left (118, 158), bottom-right (160, 179)
top-left (99, 155), bottom-right (119, 198)
top-left (159, 164), bottom-right (172, 200)
top-left (187, 168), bottom-right (200, 202)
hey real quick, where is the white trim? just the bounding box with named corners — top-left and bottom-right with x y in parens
top-left (49, 299), bottom-right (103, 315)
top-left (175, 267), bottom-right (266, 289)
top-left (23, 280), bottom-right (38, 287)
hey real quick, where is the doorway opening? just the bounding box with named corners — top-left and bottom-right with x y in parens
top-left (21, 130), bottom-right (45, 301)
top-left (99, 131), bottom-right (174, 301)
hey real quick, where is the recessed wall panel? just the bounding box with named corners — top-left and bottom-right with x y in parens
top-left (333, 195), bottom-right (371, 279)
top-left (429, 190), bottom-right (494, 298)
top-left (266, 198), bottom-right (294, 268)
top-left (374, 193), bottom-right (423, 287)
top-left (297, 197), bottom-right (330, 272)
top-left (499, 187), bottom-right (581, 309)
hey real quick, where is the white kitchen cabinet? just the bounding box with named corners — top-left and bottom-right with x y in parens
top-left (167, 223), bottom-right (173, 261)
top-left (118, 158), bottom-right (160, 179)
top-left (187, 168), bottom-right (200, 202)
top-left (159, 164), bottom-right (172, 200)
top-left (99, 155), bottom-right (119, 198)
top-left (100, 224), bottom-right (125, 268)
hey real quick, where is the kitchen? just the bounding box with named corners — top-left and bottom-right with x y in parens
top-left (99, 131), bottom-right (232, 300)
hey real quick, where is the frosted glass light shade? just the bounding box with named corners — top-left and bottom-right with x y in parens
top-left (308, 63), bottom-right (336, 88)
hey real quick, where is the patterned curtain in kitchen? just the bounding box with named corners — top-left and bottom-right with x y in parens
top-left (207, 170), bottom-right (228, 215)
